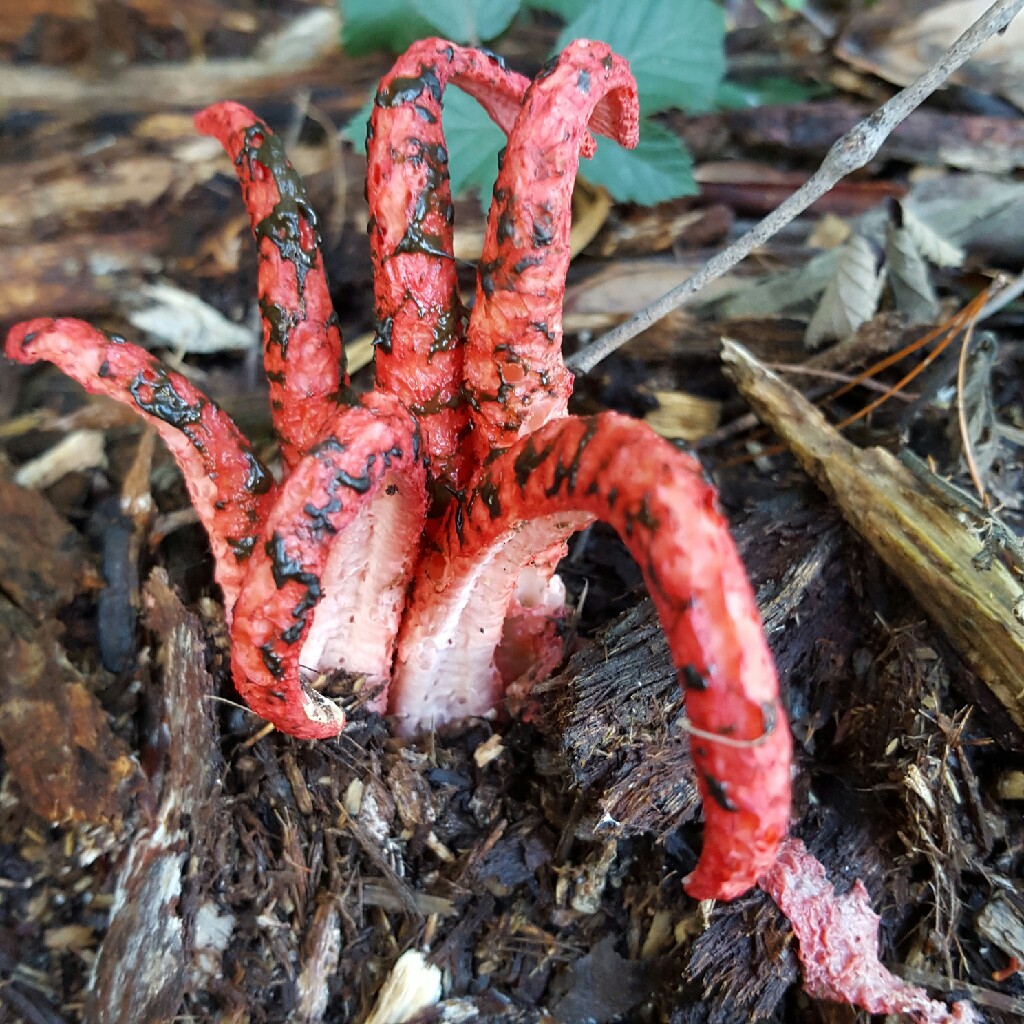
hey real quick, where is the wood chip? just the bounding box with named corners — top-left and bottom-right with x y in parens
top-left (13, 430), bottom-right (107, 490)
top-left (86, 569), bottom-right (221, 1022)
top-left (363, 950), bottom-right (442, 1024)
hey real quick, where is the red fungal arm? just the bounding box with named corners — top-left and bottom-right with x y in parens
top-left (762, 840), bottom-right (977, 1022)
top-left (464, 41), bottom-right (639, 463)
top-left (230, 392), bottom-right (427, 739)
top-left (195, 102), bottom-right (346, 469)
top-left (367, 39), bottom-right (530, 492)
top-left (393, 413), bottom-right (790, 899)
top-left (6, 318), bottom-right (273, 615)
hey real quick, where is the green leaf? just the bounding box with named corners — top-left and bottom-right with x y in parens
top-left (582, 120), bottom-right (695, 205)
top-left (556, 0), bottom-right (725, 115)
top-left (522, 0), bottom-right (590, 20)
top-left (442, 86), bottom-right (508, 205)
top-left (715, 76), bottom-right (830, 109)
top-left (348, 85), bottom-right (696, 208)
top-left (410, 0), bottom-right (522, 43)
top-left (343, 92), bottom-right (377, 151)
top-left (339, 0), bottom-right (437, 55)
top-left (340, 0), bottom-right (520, 52)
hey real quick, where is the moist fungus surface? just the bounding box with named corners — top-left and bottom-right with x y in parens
top-left (5, 37), bottom-right (790, 903)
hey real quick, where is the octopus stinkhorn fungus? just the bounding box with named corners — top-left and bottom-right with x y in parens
top-left (5, 39), bottom-right (791, 901)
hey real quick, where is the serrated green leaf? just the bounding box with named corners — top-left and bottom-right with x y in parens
top-left (556, 0), bottom-right (725, 115)
top-left (522, 0), bottom-right (590, 20)
top-left (410, 0), bottom-right (522, 43)
top-left (442, 86), bottom-right (507, 205)
top-left (582, 120), bottom-right (695, 205)
top-left (339, 0), bottom-right (437, 54)
top-left (349, 86), bottom-right (696, 209)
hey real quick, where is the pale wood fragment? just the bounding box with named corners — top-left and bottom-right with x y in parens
top-left (722, 339), bottom-right (1024, 732)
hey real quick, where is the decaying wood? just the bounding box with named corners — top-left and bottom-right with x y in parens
top-left (0, 476), bottom-right (137, 823)
top-left (0, 9), bottom-right (365, 115)
top-left (684, 101), bottom-right (1024, 174)
top-left (543, 491), bottom-right (862, 846)
top-left (722, 339), bottom-right (1024, 734)
top-left (86, 569), bottom-right (221, 1023)
top-left (0, 600), bottom-right (140, 823)
top-left (542, 597), bottom-right (700, 835)
top-left (0, 473), bottom-right (95, 615)
top-left (976, 890), bottom-right (1024, 966)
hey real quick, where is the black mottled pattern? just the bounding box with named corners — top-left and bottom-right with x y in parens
top-left (683, 665), bottom-right (708, 692)
top-left (375, 64), bottom-right (443, 108)
top-left (544, 418), bottom-right (598, 498)
top-left (704, 774), bottom-right (738, 812)
top-left (128, 369), bottom-right (203, 430)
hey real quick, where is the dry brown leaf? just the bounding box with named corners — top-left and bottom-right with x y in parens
top-left (806, 234), bottom-right (886, 348)
top-left (13, 430), bottom-right (108, 490)
top-left (126, 282), bottom-right (254, 354)
top-left (839, 0), bottom-right (1024, 110)
top-left (896, 203), bottom-right (964, 269)
top-left (885, 218), bottom-right (939, 324)
top-left (0, 476), bottom-right (95, 616)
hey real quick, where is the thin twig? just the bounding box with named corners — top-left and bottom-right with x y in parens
top-left (955, 321), bottom-right (989, 506)
top-left (978, 268), bottom-right (1024, 321)
top-left (567, 0), bottom-right (1024, 375)
top-left (765, 362), bottom-right (918, 400)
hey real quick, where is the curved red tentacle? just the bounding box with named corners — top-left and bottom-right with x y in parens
top-left (5, 318), bottom-right (273, 617)
top-left (231, 392), bottom-right (427, 739)
top-left (195, 102), bottom-right (347, 469)
top-left (393, 412), bottom-right (790, 899)
top-left (463, 41), bottom-right (639, 463)
top-left (367, 39), bottom-right (531, 493)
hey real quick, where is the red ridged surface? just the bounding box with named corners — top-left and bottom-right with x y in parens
top-left (367, 39), bottom-right (530, 492)
top-left (395, 413), bottom-right (791, 898)
top-left (196, 102), bottom-right (346, 469)
top-left (464, 40), bottom-right (639, 463)
top-left (6, 318), bottom-right (273, 616)
top-left (232, 393), bottom-right (426, 739)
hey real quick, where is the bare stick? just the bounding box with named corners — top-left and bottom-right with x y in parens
top-left (568, 0), bottom-right (1024, 376)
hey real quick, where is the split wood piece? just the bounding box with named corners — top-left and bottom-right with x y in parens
top-left (976, 889), bottom-right (1024, 967)
top-left (0, 595), bottom-right (139, 824)
top-left (0, 477), bottom-right (135, 824)
top-left (0, 473), bottom-right (95, 618)
top-left (86, 570), bottom-right (222, 1024)
top-left (722, 339), bottom-right (1024, 733)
